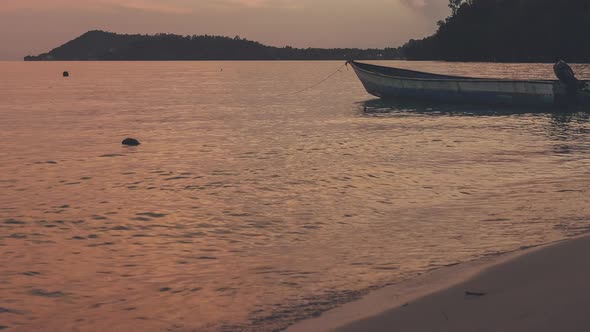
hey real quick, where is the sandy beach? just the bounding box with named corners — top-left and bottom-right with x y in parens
top-left (286, 235), bottom-right (590, 332)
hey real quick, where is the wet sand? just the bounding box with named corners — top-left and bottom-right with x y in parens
top-left (286, 235), bottom-right (590, 332)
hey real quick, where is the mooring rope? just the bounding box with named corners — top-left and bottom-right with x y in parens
top-left (271, 62), bottom-right (349, 97)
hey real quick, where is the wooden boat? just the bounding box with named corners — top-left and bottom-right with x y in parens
top-left (348, 61), bottom-right (590, 108)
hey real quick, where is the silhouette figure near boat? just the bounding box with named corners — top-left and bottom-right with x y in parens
top-left (553, 59), bottom-right (580, 96)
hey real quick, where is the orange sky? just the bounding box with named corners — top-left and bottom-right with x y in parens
top-left (0, 0), bottom-right (449, 60)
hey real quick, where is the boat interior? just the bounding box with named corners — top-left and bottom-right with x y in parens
top-left (349, 60), bottom-right (473, 80)
top-left (349, 60), bottom-right (565, 84)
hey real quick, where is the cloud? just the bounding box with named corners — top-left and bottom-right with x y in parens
top-left (107, 0), bottom-right (192, 14)
top-left (399, 0), bottom-right (450, 19)
top-left (0, 0), bottom-right (305, 14)
top-left (230, 0), bottom-right (267, 6)
top-left (1, 0), bottom-right (192, 14)
top-left (205, 0), bottom-right (302, 10)
top-left (403, 0), bottom-right (427, 8)
top-left (0, 0), bottom-right (452, 60)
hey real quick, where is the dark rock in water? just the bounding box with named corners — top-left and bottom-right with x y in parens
top-left (63, 71), bottom-right (69, 77)
top-left (29, 289), bottom-right (65, 297)
top-left (122, 138), bottom-right (141, 146)
top-left (100, 154), bottom-right (124, 158)
top-left (0, 307), bottom-right (22, 314)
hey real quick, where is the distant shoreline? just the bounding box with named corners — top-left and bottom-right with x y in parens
top-left (24, 0), bottom-right (590, 63)
top-left (18, 59), bottom-right (582, 64)
top-left (24, 30), bottom-right (402, 62)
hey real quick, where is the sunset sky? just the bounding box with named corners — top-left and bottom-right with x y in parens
top-left (0, 0), bottom-right (449, 60)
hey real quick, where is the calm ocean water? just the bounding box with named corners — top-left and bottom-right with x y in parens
top-left (1, 61), bottom-right (590, 331)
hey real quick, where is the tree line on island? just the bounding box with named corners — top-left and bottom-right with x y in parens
top-left (24, 30), bottom-right (401, 61)
top-left (402, 0), bottom-right (590, 62)
top-left (25, 0), bottom-right (590, 62)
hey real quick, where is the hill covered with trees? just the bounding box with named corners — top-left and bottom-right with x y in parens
top-left (24, 30), bottom-right (401, 61)
top-left (402, 0), bottom-right (590, 62)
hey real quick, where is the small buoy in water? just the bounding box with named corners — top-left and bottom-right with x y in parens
top-left (122, 138), bottom-right (141, 146)
top-left (63, 71), bottom-right (69, 77)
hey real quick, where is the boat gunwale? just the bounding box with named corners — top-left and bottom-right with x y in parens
top-left (349, 61), bottom-right (558, 86)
